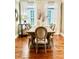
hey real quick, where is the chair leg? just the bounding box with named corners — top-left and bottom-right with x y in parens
top-left (28, 40), bottom-right (30, 48)
top-left (45, 43), bottom-right (46, 53)
top-left (50, 38), bottom-right (53, 48)
top-left (36, 43), bottom-right (38, 54)
top-left (52, 38), bottom-right (54, 47)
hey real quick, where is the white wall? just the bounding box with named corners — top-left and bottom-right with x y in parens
top-left (55, 0), bottom-right (61, 34)
top-left (61, 2), bottom-right (64, 34)
top-left (15, 1), bottom-right (19, 38)
top-left (59, 1), bottom-right (64, 36)
top-left (19, 0), bottom-right (62, 34)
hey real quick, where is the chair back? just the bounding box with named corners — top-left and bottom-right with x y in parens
top-left (50, 24), bottom-right (55, 31)
top-left (35, 27), bottom-right (47, 40)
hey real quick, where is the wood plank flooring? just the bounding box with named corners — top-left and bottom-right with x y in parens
top-left (15, 35), bottom-right (64, 59)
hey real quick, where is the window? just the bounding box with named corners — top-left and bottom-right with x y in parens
top-left (27, 8), bottom-right (35, 26)
top-left (47, 8), bottom-right (54, 25)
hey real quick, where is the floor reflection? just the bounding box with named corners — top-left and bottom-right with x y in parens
top-left (15, 35), bottom-right (64, 59)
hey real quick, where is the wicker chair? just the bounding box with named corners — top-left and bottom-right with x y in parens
top-left (35, 27), bottom-right (48, 53)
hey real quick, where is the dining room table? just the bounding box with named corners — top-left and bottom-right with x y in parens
top-left (26, 25), bottom-right (55, 48)
top-left (27, 25), bottom-right (55, 33)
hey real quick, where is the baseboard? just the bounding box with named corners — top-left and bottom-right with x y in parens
top-left (54, 32), bottom-right (64, 37)
top-left (60, 33), bottom-right (64, 37)
top-left (54, 33), bottom-right (60, 35)
top-left (15, 35), bottom-right (18, 39)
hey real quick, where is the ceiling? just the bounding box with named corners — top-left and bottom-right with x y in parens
top-left (15, 0), bottom-right (63, 4)
top-left (16, 0), bottom-right (55, 2)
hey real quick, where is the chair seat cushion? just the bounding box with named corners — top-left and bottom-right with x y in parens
top-left (35, 38), bottom-right (48, 44)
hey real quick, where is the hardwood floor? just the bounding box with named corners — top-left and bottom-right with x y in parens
top-left (15, 35), bottom-right (64, 59)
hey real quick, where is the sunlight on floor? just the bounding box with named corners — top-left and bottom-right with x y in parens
top-left (22, 42), bottom-right (29, 59)
top-left (16, 35), bottom-right (64, 59)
